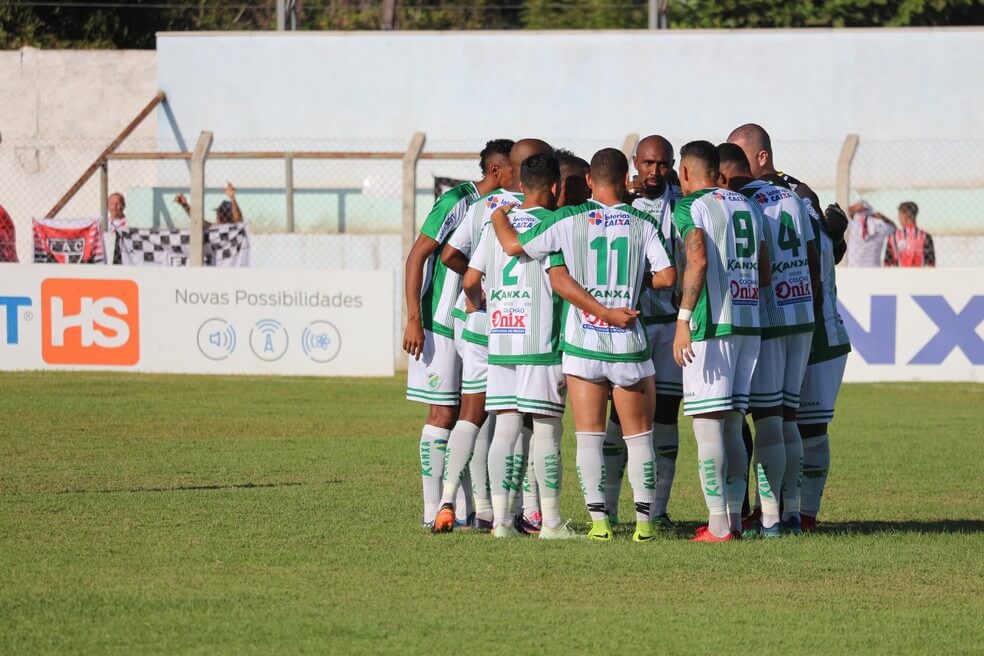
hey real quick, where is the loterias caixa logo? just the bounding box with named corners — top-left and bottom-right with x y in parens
top-left (40, 279), bottom-right (140, 366)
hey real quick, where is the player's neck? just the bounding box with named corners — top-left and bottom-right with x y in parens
top-left (728, 175), bottom-right (755, 191)
top-left (642, 182), bottom-right (666, 200)
top-left (475, 177), bottom-right (499, 196)
top-left (591, 186), bottom-right (624, 206)
top-left (758, 164), bottom-right (778, 177)
top-left (520, 191), bottom-right (553, 210)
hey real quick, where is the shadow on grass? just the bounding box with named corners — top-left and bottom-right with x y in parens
top-left (56, 481), bottom-right (312, 495)
top-left (812, 520), bottom-right (984, 535)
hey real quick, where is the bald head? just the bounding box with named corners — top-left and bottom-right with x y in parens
top-left (727, 123), bottom-right (773, 178)
top-left (506, 139), bottom-right (553, 192)
top-left (634, 134), bottom-right (675, 198)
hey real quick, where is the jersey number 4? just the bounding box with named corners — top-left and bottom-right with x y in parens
top-left (777, 211), bottom-right (802, 256)
top-left (590, 236), bottom-right (629, 285)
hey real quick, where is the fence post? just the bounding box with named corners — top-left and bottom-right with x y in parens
top-left (621, 133), bottom-right (640, 162)
top-left (401, 132), bottom-right (426, 353)
top-left (836, 134), bottom-right (860, 210)
top-left (99, 162), bottom-right (109, 232)
top-left (189, 131), bottom-right (214, 267)
top-left (285, 154), bottom-right (295, 233)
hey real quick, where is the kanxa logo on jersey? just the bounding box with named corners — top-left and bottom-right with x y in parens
top-left (730, 279), bottom-right (759, 306)
top-left (775, 275), bottom-right (812, 306)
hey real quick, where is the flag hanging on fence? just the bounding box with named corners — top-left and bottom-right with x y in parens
top-left (32, 218), bottom-right (106, 264)
top-left (114, 223), bottom-right (250, 267)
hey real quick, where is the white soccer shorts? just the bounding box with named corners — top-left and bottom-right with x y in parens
top-left (797, 353), bottom-right (848, 425)
top-left (486, 363), bottom-right (567, 417)
top-left (681, 334), bottom-right (760, 416)
top-left (749, 331), bottom-right (813, 409)
top-left (454, 318), bottom-right (488, 395)
top-left (562, 353), bottom-right (655, 389)
top-left (647, 322), bottom-right (683, 397)
top-left (406, 329), bottom-right (461, 406)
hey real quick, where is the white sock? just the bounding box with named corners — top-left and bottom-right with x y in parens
top-left (575, 431), bottom-right (607, 521)
top-left (420, 424), bottom-right (450, 524)
top-left (723, 412), bottom-right (747, 533)
top-left (469, 416), bottom-right (494, 521)
top-left (801, 434), bottom-right (831, 517)
top-left (511, 426), bottom-right (531, 518)
top-left (693, 418), bottom-right (729, 538)
top-left (652, 422), bottom-right (679, 516)
top-left (602, 420), bottom-right (627, 518)
top-left (753, 416), bottom-right (785, 529)
top-left (522, 430), bottom-right (541, 521)
top-left (623, 430), bottom-right (657, 523)
top-left (488, 413), bottom-right (523, 527)
top-left (533, 417), bottom-right (564, 529)
top-left (782, 421), bottom-right (804, 521)
top-left (439, 420), bottom-right (480, 507)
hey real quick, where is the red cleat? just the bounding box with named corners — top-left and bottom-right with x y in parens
top-left (431, 505), bottom-right (456, 533)
top-left (692, 528), bottom-right (741, 542)
top-left (800, 514), bottom-right (817, 533)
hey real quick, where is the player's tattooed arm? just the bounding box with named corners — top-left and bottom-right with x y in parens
top-left (462, 267), bottom-right (485, 313)
top-left (440, 243), bottom-right (470, 275)
top-left (757, 240), bottom-right (772, 288)
top-left (548, 265), bottom-right (638, 329)
top-left (806, 238), bottom-right (823, 315)
top-left (674, 229), bottom-right (707, 367)
top-left (490, 204), bottom-right (524, 256)
top-left (403, 234), bottom-right (440, 358)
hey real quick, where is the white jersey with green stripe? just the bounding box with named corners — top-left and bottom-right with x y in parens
top-left (518, 199), bottom-right (673, 363)
top-left (632, 183), bottom-right (683, 324)
top-left (810, 218), bottom-right (852, 364)
top-left (448, 188), bottom-right (524, 346)
top-left (418, 181), bottom-right (480, 338)
top-left (469, 207), bottom-right (564, 365)
top-left (740, 179), bottom-right (816, 337)
top-left (673, 188), bottom-right (763, 341)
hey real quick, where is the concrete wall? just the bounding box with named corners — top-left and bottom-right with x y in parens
top-left (0, 48), bottom-right (158, 261)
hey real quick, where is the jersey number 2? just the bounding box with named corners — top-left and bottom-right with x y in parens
top-left (590, 236), bottom-right (628, 285)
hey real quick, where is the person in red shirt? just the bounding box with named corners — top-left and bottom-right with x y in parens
top-left (0, 205), bottom-right (18, 263)
top-left (884, 201), bottom-right (935, 267)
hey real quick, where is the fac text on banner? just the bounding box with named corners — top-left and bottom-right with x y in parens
top-left (836, 268), bottom-right (983, 382)
top-left (0, 264), bottom-right (394, 376)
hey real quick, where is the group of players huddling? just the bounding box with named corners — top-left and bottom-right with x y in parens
top-left (403, 124), bottom-right (852, 542)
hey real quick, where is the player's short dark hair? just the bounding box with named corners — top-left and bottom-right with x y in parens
top-left (680, 140), bottom-right (720, 176)
top-left (728, 123), bottom-right (772, 157)
top-left (717, 142), bottom-right (751, 173)
top-left (479, 139), bottom-right (515, 174)
top-left (589, 148), bottom-right (628, 185)
top-left (899, 201), bottom-right (919, 218)
top-left (520, 154), bottom-right (561, 192)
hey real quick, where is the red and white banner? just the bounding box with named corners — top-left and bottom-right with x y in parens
top-left (32, 218), bottom-right (106, 264)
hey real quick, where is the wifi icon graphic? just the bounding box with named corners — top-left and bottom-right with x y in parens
top-left (249, 318), bottom-right (289, 362)
top-left (196, 319), bottom-right (237, 361)
top-left (301, 320), bottom-right (342, 363)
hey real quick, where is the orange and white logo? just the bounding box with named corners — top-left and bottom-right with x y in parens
top-left (41, 279), bottom-right (140, 365)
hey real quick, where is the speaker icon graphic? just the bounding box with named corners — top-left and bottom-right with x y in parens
top-left (196, 319), bottom-right (237, 361)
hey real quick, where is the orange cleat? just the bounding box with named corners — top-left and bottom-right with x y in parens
top-left (800, 514), bottom-right (817, 533)
top-left (431, 504), bottom-right (456, 533)
top-left (692, 528), bottom-right (741, 543)
top-left (742, 508), bottom-right (761, 531)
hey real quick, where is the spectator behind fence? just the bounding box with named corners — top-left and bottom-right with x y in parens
top-left (0, 204), bottom-right (17, 262)
top-left (846, 199), bottom-right (895, 267)
top-left (884, 201), bottom-right (935, 268)
top-left (108, 192), bottom-right (127, 231)
top-left (174, 181), bottom-right (243, 225)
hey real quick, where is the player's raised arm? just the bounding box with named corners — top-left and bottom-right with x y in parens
top-left (490, 204), bottom-right (524, 256)
top-left (548, 264), bottom-right (639, 329)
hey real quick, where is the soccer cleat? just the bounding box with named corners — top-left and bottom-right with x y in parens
top-left (420, 518), bottom-right (434, 529)
top-left (493, 523), bottom-right (522, 538)
top-left (431, 504), bottom-right (456, 533)
top-left (742, 520), bottom-right (781, 539)
top-left (539, 521), bottom-right (581, 540)
top-left (652, 513), bottom-right (675, 530)
top-left (587, 518), bottom-right (614, 542)
top-left (782, 515), bottom-right (803, 535)
top-left (471, 516), bottom-right (494, 532)
top-left (515, 513), bottom-right (542, 536)
top-left (692, 528), bottom-right (740, 542)
top-left (800, 514), bottom-right (818, 533)
top-left (632, 521), bottom-right (656, 543)
top-left (742, 508), bottom-right (761, 531)
top-left (607, 513), bottom-right (620, 526)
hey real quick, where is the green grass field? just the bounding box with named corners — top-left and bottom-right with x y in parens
top-left (1, 373), bottom-right (982, 654)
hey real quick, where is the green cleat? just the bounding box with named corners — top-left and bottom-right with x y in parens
top-left (539, 521), bottom-right (581, 540)
top-left (652, 513), bottom-right (675, 530)
top-left (587, 518), bottom-right (614, 542)
top-left (493, 523), bottom-right (522, 538)
top-left (632, 521), bottom-right (657, 542)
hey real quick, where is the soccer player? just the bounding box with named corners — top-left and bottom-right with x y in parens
top-left (672, 140), bottom-right (769, 542)
top-left (404, 138), bottom-right (513, 528)
top-left (556, 148), bottom-right (591, 208)
top-left (718, 143), bottom-right (819, 537)
top-left (457, 154), bottom-right (576, 538)
top-left (798, 195), bottom-right (852, 532)
top-left (434, 139), bottom-right (552, 533)
top-left (491, 148), bottom-right (676, 542)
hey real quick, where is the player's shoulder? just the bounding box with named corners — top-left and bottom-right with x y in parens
top-left (549, 200), bottom-right (594, 221)
top-left (437, 181), bottom-right (478, 207)
top-left (622, 203), bottom-right (660, 228)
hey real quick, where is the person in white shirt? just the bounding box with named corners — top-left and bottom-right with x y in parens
top-left (845, 200), bottom-right (895, 267)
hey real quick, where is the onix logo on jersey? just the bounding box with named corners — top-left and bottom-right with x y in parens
top-left (730, 279), bottom-right (759, 306)
top-left (775, 276), bottom-right (812, 306)
top-left (41, 279), bottom-right (140, 365)
top-left (491, 309), bottom-right (527, 334)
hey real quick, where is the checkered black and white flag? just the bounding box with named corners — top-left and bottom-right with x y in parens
top-left (114, 224), bottom-right (250, 267)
